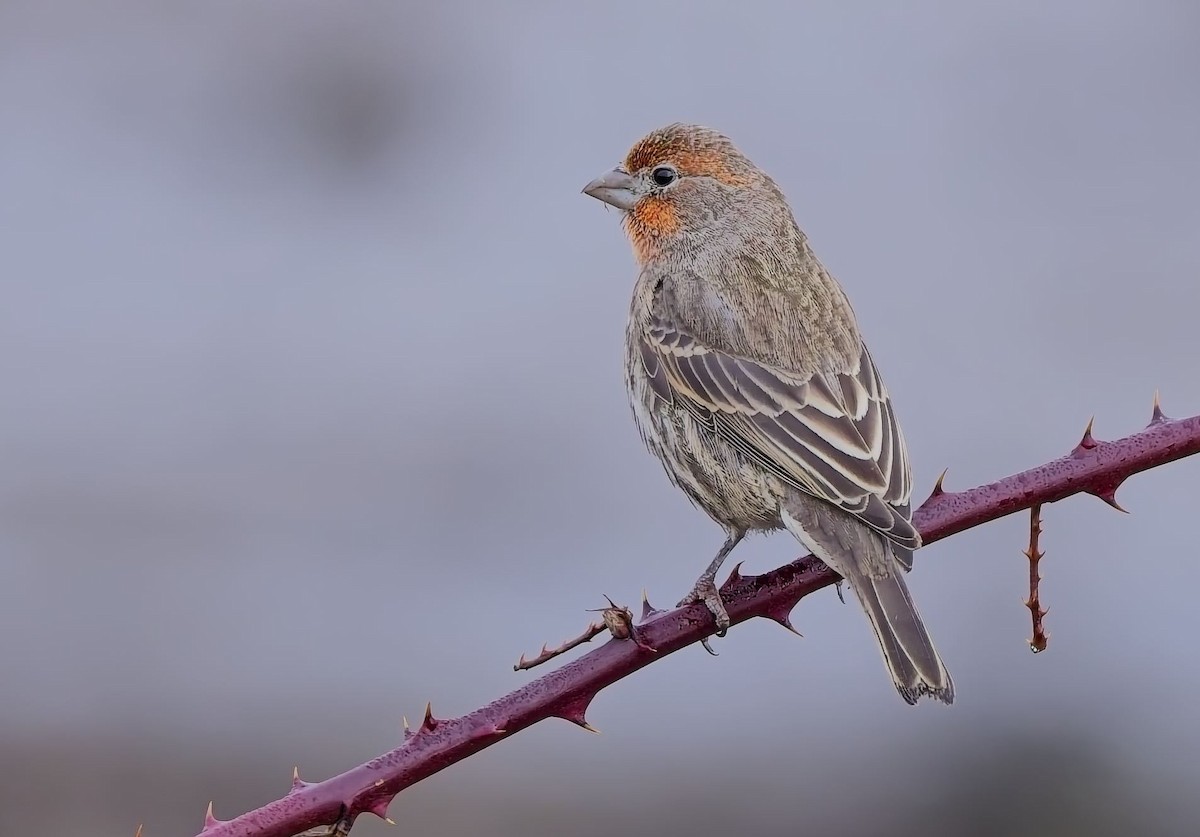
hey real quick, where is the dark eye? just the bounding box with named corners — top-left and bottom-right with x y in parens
top-left (651, 166), bottom-right (677, 187)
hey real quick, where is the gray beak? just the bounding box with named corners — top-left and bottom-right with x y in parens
top-left (582, 169), bottom-right (638, 211)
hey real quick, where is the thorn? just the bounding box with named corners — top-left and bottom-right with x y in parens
top-left (421, 701), bottom-right (439, 733)
top-left (763, 606), bottom-right (801, 633)
top-left (640, 588), bottom-right (662, 621)
top-left (1073, 415), bottom-right (1099, 455)
top-left (375, 779), bottom-right (384, 787)
top-left (134, 826), bottom-right (143, 837)
top-left (291, 765), bottom-right (307, 791)
top-left (724, 560), bottom-right (745, 588)
top-left (932, 467), bottom-right (948, 497)
top-left (366, 797), bottom-right (393, 821)
top-left (386, 818), bottom-right (397, 826)
top-left (470, 722), bottom-right (508, 740)
top-left (1150, 389), bottom-right (1169, 425)
top-left (555, 694), bottom-right (597, 732)
top-left (203, 801), bottom-right (221, 830)
top-left (402, 715), bottom-right (411, 738)
top-left (918, 467), bottom-right (950, 509)
top-left (1091, 485), bottom-right (1129, 513)
top-left (764, 604), bottom-right (803, 636)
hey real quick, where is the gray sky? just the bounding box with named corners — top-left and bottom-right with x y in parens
top-left (2, 2), bottom-right (1198, 835)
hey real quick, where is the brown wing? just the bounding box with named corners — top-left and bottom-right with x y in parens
top-left (640, 318), bottom-right (918, 552)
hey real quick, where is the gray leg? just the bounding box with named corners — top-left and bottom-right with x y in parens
top-left (677, 529), bottom-right (746, 637)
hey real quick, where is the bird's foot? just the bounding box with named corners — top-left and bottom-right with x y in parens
top-left (678, 574), bottom-right (730, 654)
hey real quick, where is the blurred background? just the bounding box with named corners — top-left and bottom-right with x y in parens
top-left (2, 1), bottom-right (1198, 835)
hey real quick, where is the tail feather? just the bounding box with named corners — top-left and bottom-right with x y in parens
top-left (781, 505), bottom-right (953, 705)
top-left (852, 569), bottom-right (954, 705)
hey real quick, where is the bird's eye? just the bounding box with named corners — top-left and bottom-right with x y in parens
top-left (651, 166), bottom-right (677, 187)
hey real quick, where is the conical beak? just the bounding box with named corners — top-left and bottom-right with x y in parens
top-left (582, 169), bottom-right (638, 211)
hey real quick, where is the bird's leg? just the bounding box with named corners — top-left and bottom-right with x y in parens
top-left (677, 530), bottom-right (746, 639)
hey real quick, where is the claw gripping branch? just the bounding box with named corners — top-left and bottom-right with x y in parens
top-left (190, 405), bottom-right (1200, 837)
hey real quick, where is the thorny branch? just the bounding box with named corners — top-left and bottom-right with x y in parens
top-left (1024, 505), bottom-right (1048, 653)
top-left (188, 402), bottom-right (1200, 837)
top-left (513, 597), bottom-right (653, 671)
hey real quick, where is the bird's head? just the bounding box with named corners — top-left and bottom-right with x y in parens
top-left (583, 123), bottom-right (777, 263)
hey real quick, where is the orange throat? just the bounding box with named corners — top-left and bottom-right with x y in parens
top-left (623, 196), bottom-right (679, 264)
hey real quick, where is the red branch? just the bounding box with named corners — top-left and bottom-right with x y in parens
top-left (193, 407), bottom-right (1200, 837)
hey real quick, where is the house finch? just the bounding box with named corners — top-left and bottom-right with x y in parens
top-left (582, 123), bottom-right (953, 705)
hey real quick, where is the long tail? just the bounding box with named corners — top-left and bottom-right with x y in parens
top-left (849, 567), bottom-right (954, 705)
top-left (781, 506), bottom-right (954, 705)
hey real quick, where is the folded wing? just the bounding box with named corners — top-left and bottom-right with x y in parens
top-left (639, 317), bottom-right (918, 554)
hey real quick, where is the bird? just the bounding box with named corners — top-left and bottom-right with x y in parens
top-left (581, 123), bottom-right (953, 705)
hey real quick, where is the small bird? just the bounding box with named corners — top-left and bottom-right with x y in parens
top-left (582, 123), bottom-right (953, 704)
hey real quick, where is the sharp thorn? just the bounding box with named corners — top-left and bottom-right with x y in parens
top-left (1103, 495), bottom-right (1129, 514)
top-left (367, 798), bottom-right (392, 820)
top-left (932, 467), bottom-right (948, 497)
top-left (386, 818), bottom-right (397, 826)
top-left (641, 588), bottom-right (658, 621)
top-left (470, 722), bottom-right (508, 740)
top-left (513, 655), bottom-right (526, 672)
top-left (1151, 389), bottom-right (1168, 424)
top-left (1074, 415), bottom-right (1099, 454)
top-left (764, 607), bottom-right (803, 636)
top-left (721, 560), bottom-right (745, 589)
top-left (555, 694), bottom-right (596, 730)
top-left (203, 801), bottom-right (221, 830)
top-left (556, 713), bottom-right (602, 734)
top-left (421, 701), bottom-right (439, 732)
top-left (134, 826), bottom-right (143, 837)
top-left (291, 765), bottom-right (306, 791)
top-left (402, 715), bottom-right (410, 734)
top-left (1092, 486), bottom-right (1130, 513)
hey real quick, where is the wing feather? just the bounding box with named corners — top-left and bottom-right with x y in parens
top-left (642, 320), bottom-right (918, 550)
